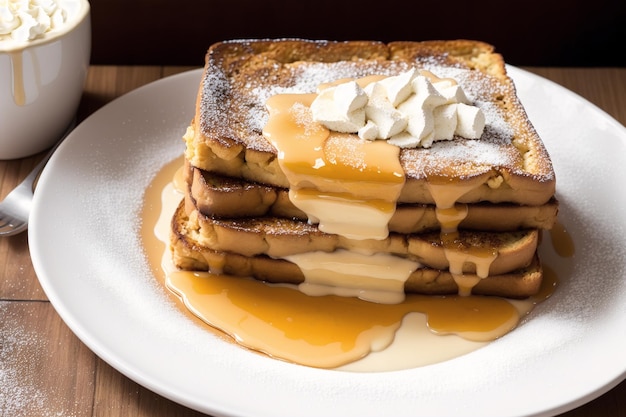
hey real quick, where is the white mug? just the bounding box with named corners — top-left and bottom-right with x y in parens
top-left (0, 0), bottom-right (91, 160)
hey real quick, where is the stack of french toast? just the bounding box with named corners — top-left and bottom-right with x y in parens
top-left (170, 39), bottom-right (558, 300)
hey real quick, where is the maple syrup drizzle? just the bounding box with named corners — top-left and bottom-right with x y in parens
top-left (139, 71), bottom-right (573, 370)
top-left (166, 270), bottom-right (519, 369)
top-left (263, 93), bottom-right (404, 241)
top-left (550, 221), bottom-right (575, 258)
top-left (425, 177), bottom-right (498, 295)
top-left (9, 51), bottom-right (26, 106)
top-left (140, 159), bottom-right (560, 371)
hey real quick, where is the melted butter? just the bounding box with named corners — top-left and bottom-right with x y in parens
top-left (263, 93), bottom-right (404, 240)
top-left (340, 313), bottom-right (485, 371)
top-left (140, 159), bottom-right (557, 372)
top-left (286, 250), bottom-right (419, 304)
top-left (288, 189), bottom-right (395, 240)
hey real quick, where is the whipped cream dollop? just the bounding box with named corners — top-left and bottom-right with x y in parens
top-left (310, 69), bottom-right (485, 148)
top-left (0, 0), bottom-right (68, 43)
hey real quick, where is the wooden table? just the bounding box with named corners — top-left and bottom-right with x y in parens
top-left (1, 65), bottom-right (625, 417)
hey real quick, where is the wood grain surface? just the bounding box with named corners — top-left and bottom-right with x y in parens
top-left (1, 65), bottom-right (625, 417)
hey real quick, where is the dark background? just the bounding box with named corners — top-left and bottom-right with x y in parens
top-left (88, 0), bottom-right (625, 67)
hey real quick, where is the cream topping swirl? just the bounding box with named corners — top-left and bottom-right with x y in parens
top-left (310, 69), bottom-right (486, 148)
top-left (0, 0), bottom-right (68, 43)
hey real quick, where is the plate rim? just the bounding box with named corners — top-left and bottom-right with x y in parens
top-left (29, 66), bottom-right (626, 417)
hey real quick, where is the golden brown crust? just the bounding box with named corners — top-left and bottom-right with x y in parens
top-left (186, 39), bottom-right (556, 206)
top-left (171, 200), bottom-right (538, 277)
top-left (388, 40), bottom-right (504, 77)
top-left (170, 204), bottom-right (543, 299)
top-left (187, 164), bottom-right (559, 232)
top-left (172, 39), bottom-right (556, 300)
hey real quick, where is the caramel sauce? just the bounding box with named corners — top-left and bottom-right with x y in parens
top-left (287, 250), bottom-right (418, 304)
top-left (550, 221), bottom-right (575, 258)
top-left (138, 70), bottom-right (571, 371)
top-left (534, 264), bottom-right (558, 301)
top-left (435, 204), bottom-right (469, 233)
top-left (318, 74), bottom-right (389, 91)
top-left (425, 177), bottom-right (498, 294)
top-left (167, 270), bottom-right (519, 369)
top-left (140, 159), bottom-right (556, 371)
top-left (140, 157), bottom-right (181, 283)
top-left (264, 94), bottom-right (404, 190)
top-left (419, 69), bottom-right (458, 86)
top-left (292, 188), bottom-right (396, 213)
top-left (263, 92), bottom-right (404, 241)
top-left (9, 51), bottom-right (26, 106)
top-left (318, 71), bottom-right (454, 92)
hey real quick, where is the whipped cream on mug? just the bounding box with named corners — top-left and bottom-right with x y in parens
top-left (1, 0), bottom-right (89, 158)
top-left (310, 68), bottom-right (485, 148)
top-left (0, 0), bottom-right (70, 44)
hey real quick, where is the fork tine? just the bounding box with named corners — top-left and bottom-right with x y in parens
top-left (0, 213), bottom-right (18, 227)
top-left (0, 217), bottom-right (27, 235)
top-left (0, 205), bottom-right (29, 235)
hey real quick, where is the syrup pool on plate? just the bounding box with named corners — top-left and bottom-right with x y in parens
top-left (140, 157), bottom-right (568, 372)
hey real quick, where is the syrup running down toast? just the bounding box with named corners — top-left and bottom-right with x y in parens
top-left (171, 39), bottom-right (558, 301)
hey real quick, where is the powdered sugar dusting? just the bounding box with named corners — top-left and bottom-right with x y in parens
top-left (324, 134), bottom-right (369, 171)
top-left (26, 66), bottom-right (626, 417)
top-left (0, 303), bottom-right (71, 417)
top-left (400, 125), bottom-right (518, 179)
top-left (197, 44), bottom-right (550, 182)
top-left (70, 120), bottom-right (195, 337)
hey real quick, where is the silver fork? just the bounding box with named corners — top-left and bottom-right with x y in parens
top-left (0, 120), bottom-right (76, 237)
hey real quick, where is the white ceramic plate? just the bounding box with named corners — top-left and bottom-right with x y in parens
top-left (30, 67), bottom-right (626, 417)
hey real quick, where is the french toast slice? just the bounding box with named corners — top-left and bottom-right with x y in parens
top-left (187, 163), bottom-right (559, 233)
top-left (170, 201), bottom-right (543, 299)
top-left (185, 39), bottom-right (556, 206)
top-left (171, 200), bottom-right (539, 278)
